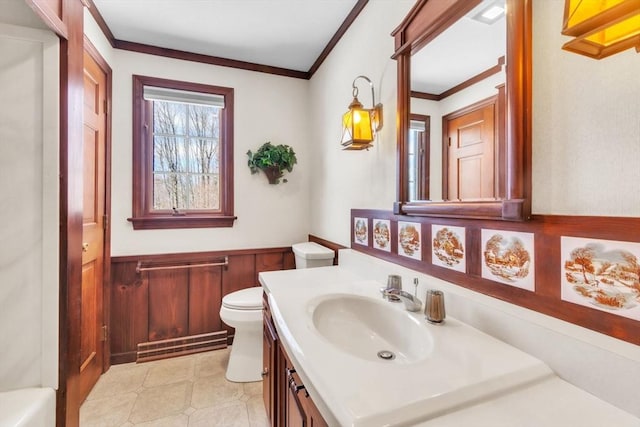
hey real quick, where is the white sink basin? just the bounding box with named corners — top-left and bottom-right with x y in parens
top-left (260, 269), bottom-right (554, 427)
top-left (310, 293), bottom-right (432, 363)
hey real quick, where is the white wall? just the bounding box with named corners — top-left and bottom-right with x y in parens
top-left (85, 15), bottom-right (312, 256)
top-left (0, 22), bottom-right (59, 392)
top-left (310, 0), bottom-right (640, 246)
top-left (532, 0), bottom-right (640, 216)
top-left (308, 0), bottom-right (416, 246)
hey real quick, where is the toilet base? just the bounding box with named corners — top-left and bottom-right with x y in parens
top-left (225, 329), bottom-right (263, 382)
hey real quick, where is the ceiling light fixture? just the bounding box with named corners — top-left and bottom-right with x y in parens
top-left (471, 1), bottom-right (506, 25)
top-left (562, 0), bottom-right (640, 59)
top-left (341, 75), bottom-right (383, 151)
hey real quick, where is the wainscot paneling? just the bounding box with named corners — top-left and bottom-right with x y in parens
top-left (309, 234), bottom-right (347, 265)
top-left (351, 210), bottom-right (640, 346)
top-left (110, 247), bottom-right (295, 364)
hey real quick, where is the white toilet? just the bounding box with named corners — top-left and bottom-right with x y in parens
top-left (219, 242), bottom-right (334, 382)
top-left (219, 286), bottom-right (264, 382)
top-left (291, 242), bottom-right (335, 268)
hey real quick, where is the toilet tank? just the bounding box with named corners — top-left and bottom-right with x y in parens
top-left (292, 242), bottom-right (334, 269)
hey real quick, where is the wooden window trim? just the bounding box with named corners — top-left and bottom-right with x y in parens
top-left (129, 75), bottom-right (236, 230)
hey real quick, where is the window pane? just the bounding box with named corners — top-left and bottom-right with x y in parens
top-left (153, 101), bottom-right (186, 136)
top-left (132, 75), bottom-right (234, 228)
top-left (154, 136), bottom-right (188, 173)
top-left (153, 173), bottom-right (189, 210)
top-left (188, 104), bottom-right (218, 138)
top-left (188, 174), bottom-right (220, 210)
top-left (187, 138), bottom-right (219, 173)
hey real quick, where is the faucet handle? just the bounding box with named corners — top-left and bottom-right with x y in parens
top-left (387, 274), bottom-right (402, 290)
top-left (380, 286), bottom-right (401, 302)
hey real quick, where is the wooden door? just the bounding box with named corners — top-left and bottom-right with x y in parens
top-left (445, 98), bottom-right (496, 200)
top-left (79, 48), bottom-right (107, 402)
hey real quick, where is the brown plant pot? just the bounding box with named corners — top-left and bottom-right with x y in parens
top-left (262, 166), bottom-right (284, 184)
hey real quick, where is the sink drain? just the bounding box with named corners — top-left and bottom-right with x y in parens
top-left (377, 350), bottom-right (396, 360)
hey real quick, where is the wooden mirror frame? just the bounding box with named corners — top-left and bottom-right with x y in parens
top-left (392, 0), bottom-right (532, 221)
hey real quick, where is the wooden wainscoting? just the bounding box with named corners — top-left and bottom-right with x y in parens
top-left (308, 234), bottom-right (347, 265)
top-left (110, 247), bottom-right (295, 364)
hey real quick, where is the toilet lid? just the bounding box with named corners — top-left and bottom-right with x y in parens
top-left (222, 286), bottom-right (263, 310)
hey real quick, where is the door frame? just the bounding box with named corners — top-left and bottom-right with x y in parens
top-left (441, 95), bottom-right (497, 200)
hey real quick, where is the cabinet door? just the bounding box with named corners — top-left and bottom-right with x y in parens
top-left (304, 393), bottom-right (328, 427)
top-left (286, 369), bottom-right (307, 427)
top-left (263, 313), bottom-right (278, 426)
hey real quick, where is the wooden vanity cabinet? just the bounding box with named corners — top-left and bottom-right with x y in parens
top-left (263, 293), bottom-right (279, 426)
top-left (263, 292), bottom-right (328, 427)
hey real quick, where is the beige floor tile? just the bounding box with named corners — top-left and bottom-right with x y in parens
top-left (194, 348), bottom-right (230, 378)
top-left (80, 350), bottom-right (266, 427)
top-left (188, 401), bottom-right (250, 427)
top-left (242, 381), bottom-right (263, 397)
top-left (86, 362), bottom-right (150, 400)
top-left (191, 375), bottom-right (244, 409)
top-left (133, 413), bottom-right (189, 427)
top-left (79, 392), bottom-right (137, 427)
top-left (144, 356), bottom-right (196, 388)
top-left (129, 381), bottom-right (192, 424)
top-left (246, 395), bottom-right (269, 427)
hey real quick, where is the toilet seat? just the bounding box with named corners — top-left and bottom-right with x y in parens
top-left (222, 286), bottom-right (263, 310)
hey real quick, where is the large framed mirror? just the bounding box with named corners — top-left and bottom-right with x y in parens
top-left (392, 0), bottom-right (531, 221)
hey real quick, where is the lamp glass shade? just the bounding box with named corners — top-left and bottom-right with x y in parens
top-left (564, 0), bottom-right (627, 32)
top-left (585, 14), bottom-right (640, 46)
top-left (562, 0), bottom-right (640, 58)
top-left (341, 98), bottom-right (373, 146)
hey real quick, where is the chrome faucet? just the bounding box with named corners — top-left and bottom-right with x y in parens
top-left (381, 274), bottom-right (403, 302)
top-left (380, 288), bottom-right (423, 312)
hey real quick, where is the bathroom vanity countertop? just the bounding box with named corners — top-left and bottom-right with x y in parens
top-left (259, 266), bottom-right (640, 427)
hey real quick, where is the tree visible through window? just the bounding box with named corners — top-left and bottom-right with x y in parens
top-left (130, 75), bottom-right (235, 229)
top-left (152, 101), bottom-right (220, 211)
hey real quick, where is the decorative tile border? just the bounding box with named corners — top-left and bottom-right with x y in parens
top-left (561, 236), bottom-right (640, 321)
top-left (350, 209), bottom-right (640, 346)
top-left (354, 217), bottom-right (368, 246)
top-left (398, 221), bottom-right (422, 260)
top-left (432, 224), bottom-right (466, 272)
top-left (481, 229), bottom-right (535, 291)
top-left (372, 219), bottom-right (391, 252)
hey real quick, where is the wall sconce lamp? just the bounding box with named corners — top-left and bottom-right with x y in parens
top-left (341, 75), bottom-right (383, 150)
top-left (562, 0), bottom-right (640, 59)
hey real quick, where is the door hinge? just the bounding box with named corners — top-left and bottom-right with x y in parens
top-left (101, 325), bottom-right (108, 341)
top-left (103, 214), bottom-right (109, 230)
top-left (448, 137), bottom-right (452, 147)
top-left (103, 99), bottom-right (110, 115)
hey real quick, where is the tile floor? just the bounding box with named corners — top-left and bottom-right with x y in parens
top-left (80, 348), bottom-right (268, 427)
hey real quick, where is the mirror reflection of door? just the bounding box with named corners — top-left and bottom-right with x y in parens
top-left (408, 114), bottom-right (430, 201)
top-left (444, 96), bottom-right (496, 200)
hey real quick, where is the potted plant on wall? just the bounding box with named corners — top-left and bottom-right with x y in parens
top-left (247, 142), bottom-right (297, 184)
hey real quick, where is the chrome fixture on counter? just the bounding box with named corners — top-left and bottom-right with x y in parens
top-left (425, 290), bottom-right (446, 324)
top-left (381, 274), bottom-right (402, 302)
top-left (382, 288), bottom-right (422, 312)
